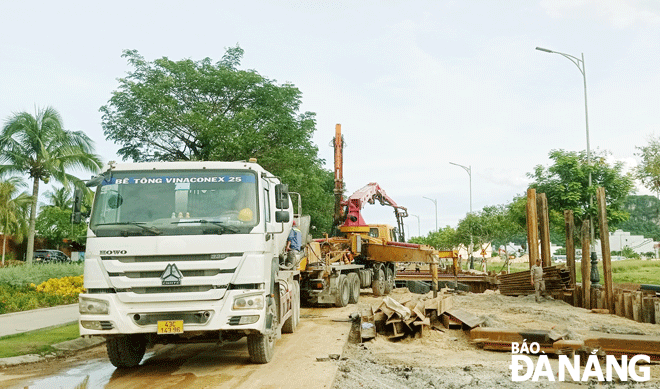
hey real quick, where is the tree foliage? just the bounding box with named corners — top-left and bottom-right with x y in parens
top-left (409, 226), bottom-right (458, 250)
top-left (35, 206), bottom-right (87, 248)
top-left (528, 149), bottom-right (635, 236)
top-left (101, 47), bottom-right (334, 235)
top-left (634, 135), bottom-right (660, 197)
top-left (454, 204), bottom-right (526, 251)
top-left (618, 195), bottom-right (660, 241)
top-left (0, 107), bottom-right (102, 263)
top-left (0, 177), bottom-right (31, 265)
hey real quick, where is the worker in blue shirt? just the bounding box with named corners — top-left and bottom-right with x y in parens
top-left (286, 220), bottom-right (302, 268)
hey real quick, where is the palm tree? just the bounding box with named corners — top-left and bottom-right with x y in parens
top-left (0, 107), bottom-right (102, 264)
top-left (42, 185), bottom-right (72, 210)
top-left (0, 177), bottom-right (32, 265)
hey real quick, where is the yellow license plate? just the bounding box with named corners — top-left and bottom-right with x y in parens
top-left (157, 320), bottom-right (184, 334)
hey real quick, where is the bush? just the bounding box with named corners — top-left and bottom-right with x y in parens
top-left (0, 263), bottom-right (84, 313)
top-left (0, 284), bottom-right (78, 314)
top-left (0, 262), bottom-right (83, 288)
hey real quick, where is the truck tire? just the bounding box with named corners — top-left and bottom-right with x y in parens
top-left (358, 269), bottom-right (371, 288)
top-left (347, 272), bottom-right (360, 304)
top-left (371, 267), bottom-right (386, 296)
top-left (335, 274), bottom-right (350, 307)
top-left (282, 280), bottom-right (299, 333)
top-left (384, 267), bottom-right (394, 295)
top-left (106, 334), bottom-right (147, 368)
top-left (247, 332), bottom-right (275, 363)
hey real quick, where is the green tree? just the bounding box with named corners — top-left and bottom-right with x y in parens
top-left (42, 185), bottom-right (72, 210)
top-left (634, 135), bottom-right (660, 197)
top-left (0, 177), bottom-right (32, 265)
top-left (101, 47), bottom-right (333, 235)
top-left (618, 195), bottom-right (660, 241)
top-left (35, 206), bottom-right (87, 248)
top-left (410, 225), bottom-right (458, 250)
top-left (0, 107), bottom-right (102, 264)
top-left (455, 204), bottom-right (524, 253)
top-left (528, 149), bottom-right (635, 237)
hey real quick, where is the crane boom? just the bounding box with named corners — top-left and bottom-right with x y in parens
top-left (341, 182), bottom-right (408, 241)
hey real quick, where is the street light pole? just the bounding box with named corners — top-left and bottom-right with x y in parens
top-left (449, 162), bottom-right (473, 269)
top-left (422, 197), bottom-right (438, 232)
top-left (536, 46), bottom-right (597, 280)
top-left (411, 214), bottom-right (421, 237)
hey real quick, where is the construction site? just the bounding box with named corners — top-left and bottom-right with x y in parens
top-left (309, 124), bottom-right (660, 388)
top-left (1, 125), bottom-right (659, 389)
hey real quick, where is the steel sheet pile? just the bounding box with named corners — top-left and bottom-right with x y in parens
top-left (497, 265), bottom-right (572, 296)
top-left (373, 293), bottom-right (453, 339)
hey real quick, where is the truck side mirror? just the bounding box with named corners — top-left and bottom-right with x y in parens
top-left (72, 188), bottom-right (83, 224)
top-left (275, 211), bottom-right (290, 223)
top-left (275, 184), bottom-right (289, 209)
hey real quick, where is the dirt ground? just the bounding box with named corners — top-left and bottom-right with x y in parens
top-left (333, 288), bottom-right (660, 389)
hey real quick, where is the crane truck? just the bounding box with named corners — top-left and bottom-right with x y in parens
top-left (76, 160), bottom-right (300, 367)
top-left (298, 124), bottom-right (454, 306)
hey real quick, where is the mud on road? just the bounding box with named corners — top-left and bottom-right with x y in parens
top-left (0, 306), bottom-right (354, 389)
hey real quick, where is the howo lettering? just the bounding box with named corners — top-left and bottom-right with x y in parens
top-left (77, 160), bottom-right (300, 367)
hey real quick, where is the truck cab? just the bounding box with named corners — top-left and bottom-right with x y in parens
top-left (77, 160), bottom-right (300, 367)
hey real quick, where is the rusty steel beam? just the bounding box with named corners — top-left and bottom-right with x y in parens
top-left (584, 335), bottom-right (660, 361)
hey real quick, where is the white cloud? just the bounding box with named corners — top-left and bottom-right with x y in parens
top-left (541, 0), bottom-right (660, 28)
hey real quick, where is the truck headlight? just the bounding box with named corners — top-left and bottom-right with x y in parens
top-left (232, 293), bottom-right (264, 310)
top-left (79, 296), bottom-right (109, 314)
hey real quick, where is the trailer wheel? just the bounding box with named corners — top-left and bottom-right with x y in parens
top-left (347, 272), bottom-right (360, 304)
top-left (282, 280), bottom-right (299, 333)
top-left (371, 267), bottom-right (386, 296)
top-left (384, 267), bottom-right (394, 295)
top-left (106, 334), bottom-right (147, 368)
top-left (335, 274), bottom-right (350, 307)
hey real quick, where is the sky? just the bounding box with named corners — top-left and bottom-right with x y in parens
top-left (1, 0), bottom-right (659, 237)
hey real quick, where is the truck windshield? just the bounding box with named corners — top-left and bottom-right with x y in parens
top-left (89, 170), bottom-right (258, 237)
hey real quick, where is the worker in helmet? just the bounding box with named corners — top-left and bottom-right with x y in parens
top-left (285, 220), bottom-right (302, 268)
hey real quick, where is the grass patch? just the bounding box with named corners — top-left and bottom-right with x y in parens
top-left (489, 258), bottom-right (660, 285)
top-left (0, 322), bottom-right (79, 358)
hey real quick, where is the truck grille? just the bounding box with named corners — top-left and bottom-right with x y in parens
top-left (101, 253), bottom-right (243, 263)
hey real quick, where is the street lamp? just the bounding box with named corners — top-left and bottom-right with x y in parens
top-left (422, 197), bottom-right (438, 232)
top-left (536, 46), bottom-right (598, 280)
top-left (449, 162), bottom-right (473, 269)
top-left (411, 214), bottom-right (421, 237)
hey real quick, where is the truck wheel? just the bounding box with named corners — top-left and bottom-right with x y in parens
top-left (106, 334), bottom-right (147, 368)
top-left (371, 267), bottom-right (386, 296)
top-left (347, 272), bottom-right (360, 304)
top-left (384, 267), bottom-right (394, 295)
top-left (247, 332), bottom-right (275, 363)
top-left (335, 274), bottom-right (350, 307)
top-left (282, 280), bottom-right (299, 333)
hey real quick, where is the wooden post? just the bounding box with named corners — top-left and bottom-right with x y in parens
top-left (624, 291), bottom-right (633, 319)
top-left (430, 261), bottom-right (438, 298)
top-left (526, 189), bottom-right (539, 269)
top-left (581, 219), bottom-right (591, 309)
top-left (633, 291), bottom-right (642, 322)
top-left (654, 299), bottom-right (660, 324)
top-left (596, 187), bottom-right (613, 313)
top-left (538, 193), bottom-right (551, 267)
top-left (642, 296), bottom-right (655, 323)
top-left (564, 210), bottom-right (577, 306)
top-left (616, 291), bottom-right (624, 317)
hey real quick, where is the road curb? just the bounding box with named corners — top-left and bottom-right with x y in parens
top-left (0, 336), bottom-right (106, 367)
